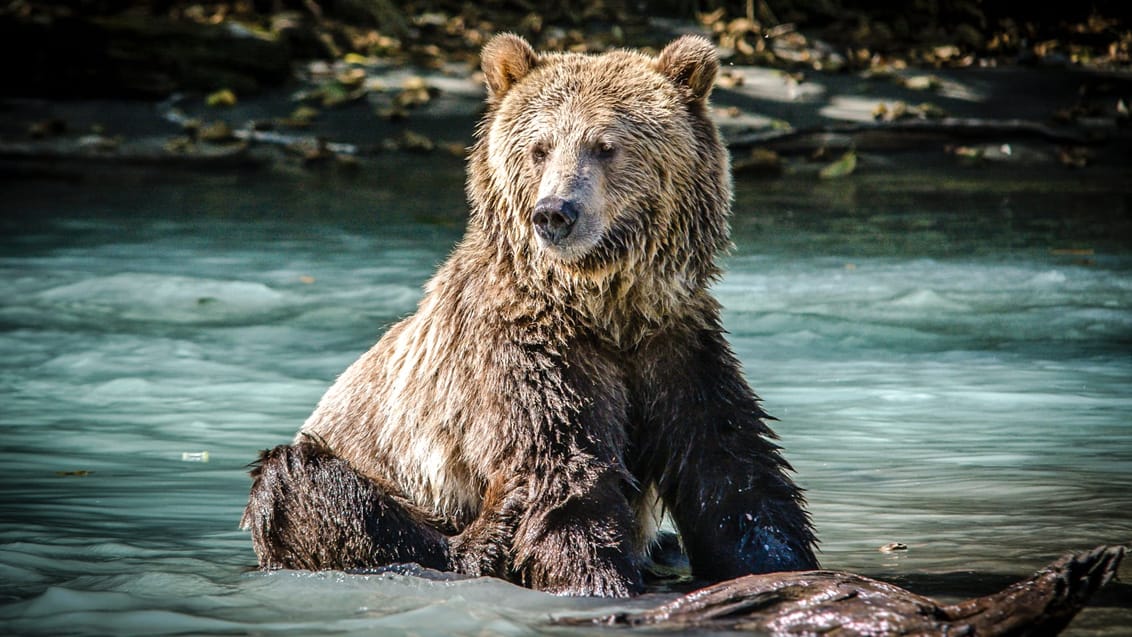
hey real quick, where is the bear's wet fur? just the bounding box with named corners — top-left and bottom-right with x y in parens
top-left (242, 33), bottom-right (818, 597)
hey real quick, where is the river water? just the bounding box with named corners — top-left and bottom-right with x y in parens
top-left (1, 156), bottom-right (1129, 635)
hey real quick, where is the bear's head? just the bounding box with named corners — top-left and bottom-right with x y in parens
top-left (468, 34), bottom-right (732, 310)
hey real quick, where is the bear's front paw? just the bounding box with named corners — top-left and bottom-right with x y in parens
top-left (737, 520), bottom-right (818, 573)
top-left (528, 553), bottom-right (643, 598)
top-left (448, 532), bottom-right (509, 578)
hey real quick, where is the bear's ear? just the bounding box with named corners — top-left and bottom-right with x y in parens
top-left (481, 33), bottom-right (538, 100)
top-left (654, 35), bottom-right (719, 103)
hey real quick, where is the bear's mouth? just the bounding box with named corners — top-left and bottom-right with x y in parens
top-left (580, 214), bottom-right (641, 266)
top-left (539, 212), bottom-right (644, 272)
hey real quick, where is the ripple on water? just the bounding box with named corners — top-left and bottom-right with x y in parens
top-left (34, 273), bottom-right (295, 326)
top-left (1, 175), bottom-right (1130, 635)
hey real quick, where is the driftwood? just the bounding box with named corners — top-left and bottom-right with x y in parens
top-left (726, 117), bottom-right (1096, 152)
top-left (159, 97), bottom-right (360, 156)
top-left (559, 545), bottom-right (1125, 636)
top-left (0, 139), bottom-right (267, 170)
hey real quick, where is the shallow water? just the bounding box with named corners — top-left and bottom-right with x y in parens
top-left (1, 158), bottom-right (1130, 636)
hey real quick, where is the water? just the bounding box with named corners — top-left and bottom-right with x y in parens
top-left (1, 157), bottom-right (1130, 636)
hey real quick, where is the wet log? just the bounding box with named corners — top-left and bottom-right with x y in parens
top-left (561, 545), bottom-right (1125, 636)
top-left (726, 117), bottom-right (1096, 153)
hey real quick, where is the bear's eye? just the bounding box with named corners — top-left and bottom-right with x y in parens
top-left (529, 143), bottom-right (549, 164)
top-left (595, 141), bottom-right (617, 160)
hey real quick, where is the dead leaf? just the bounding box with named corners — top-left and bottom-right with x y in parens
top-left (1058, 146), bottom-right (1090, 168)
top-left (932, 45), bottom-right (961, 61)
top-left (716, 70), bottom-right (744, 89)
top-left (78, 134), bottom-right (120, 152)
top-left (442, 142), bottom-right (466, 157)
top-left (336, 67), bottom-right (366, 88)
top-left (819, 149), bottom-right (857, 179)
top-left (206, 89), bottom-right (237, 108)
top-left (28, 117), bottom-right (67, 139)
top-left (917, 102), bottom-right (948, 118)
top-left (342, 52), bottom-right (373, 65)
top-left (282, 105), bottom-right (320, 127)
top-left (398, 131), bottom-right (434, 152)
top-left (947, 144), bottom-right (984, 161)
top-left (318, 82), bottom-right (363, 107)
top-left (165, 136), bottom-right (194, 153)
top-left (198, 121), bottom-right (235, 142)
top-left (902, 74), bottom-right (940, 91)
top-left (733, 148), bottom-right (782, 176)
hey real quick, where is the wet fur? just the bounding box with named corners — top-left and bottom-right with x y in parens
top-left (243, 34), bottom-right (818, 597)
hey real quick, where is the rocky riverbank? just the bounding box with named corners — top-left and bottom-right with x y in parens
top-left (1, 4), bottom-right (1130, 184)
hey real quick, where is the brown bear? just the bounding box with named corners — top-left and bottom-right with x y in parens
top-left (242, 33), bottom-right (818, 597)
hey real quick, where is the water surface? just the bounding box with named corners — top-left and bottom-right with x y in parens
top-left (1, 157), bottom-right (1130, 635)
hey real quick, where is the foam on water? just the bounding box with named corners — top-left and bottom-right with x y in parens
top-left (1, 169), bottom-right (1130, 635)
top-left (34, 273), bottom-right (293, 325)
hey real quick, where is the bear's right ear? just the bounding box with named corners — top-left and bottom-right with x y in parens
top-left (481, 34), bottom-right (538, 101)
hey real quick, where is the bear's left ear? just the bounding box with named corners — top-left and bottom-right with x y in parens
top-left (654, 35), bottom-right (719, 103)
top-left (481, 33), bottom-right (538, 101)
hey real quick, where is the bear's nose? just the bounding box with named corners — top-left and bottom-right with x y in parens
top-left (531, 197), bottom-right (578, 245)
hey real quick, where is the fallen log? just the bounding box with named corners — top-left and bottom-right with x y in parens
top-left (726, 117), bottom-right (1098, 153)
top-left (559, 545), bottom-right (1125, 636)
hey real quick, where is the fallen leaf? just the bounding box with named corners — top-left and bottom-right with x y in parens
top-left (902, 74), bottom-right (940, 91)
top-left (319, 82), bottom-right (362, 107)
top-left (932, 45), bottom-right (962, 61)
top-left (28, 117), bottom-right (67, 139)
top-left (206, 89), bottom-right (237, 108)
top-left (1058, 146), bottom-right (1090, 168)
top-left (55, 470), bottom-right (92, 477)
top-left (715, 70), bottom-right (744, 89)
top-left (917, 102), bottom-right (948, 119)
top-left (336, 67), bottom-right (367, 87)
top-left (164, 136), bottom-right (194, 153)
top-left (342, 52), bottom-right (372, 65)
top-left (819, 149), bottom-right (857, 179)
top-left (398, 130), bottom-right (434, 152)
top-left (198, 121), bottom-right (235, 142)
top-left (284, 105), bottom-right (320, 127)
top-left (946, 144), bottom-right (984, 161)
top-left (733, 148), bottom-right (781, 175)
top-left (78, 134), bottom-right (120, 152)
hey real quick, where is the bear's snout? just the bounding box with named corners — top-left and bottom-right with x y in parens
top-left (531, 197), bottom-right (579, 246)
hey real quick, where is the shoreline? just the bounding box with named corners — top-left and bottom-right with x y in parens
top-left (2, 55), bottom-right (1130, 186)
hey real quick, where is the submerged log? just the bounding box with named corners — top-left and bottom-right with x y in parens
top-left (561, 545), bottom-right (1125, 636)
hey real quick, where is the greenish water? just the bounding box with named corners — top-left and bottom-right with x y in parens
top-left (1, 158), bottom-right (1129, 635)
